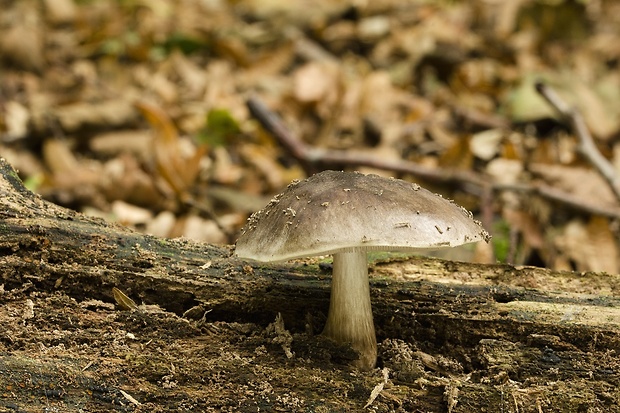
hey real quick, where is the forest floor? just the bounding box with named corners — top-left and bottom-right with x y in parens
top-left (1, 1), bottom-right (620, 412)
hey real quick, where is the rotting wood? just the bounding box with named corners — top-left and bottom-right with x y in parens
top-left (0, 158), bottom-right (619, 412)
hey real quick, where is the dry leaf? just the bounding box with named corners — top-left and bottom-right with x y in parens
top-left (43, 0), bottom-right (77, 25)
top-left (240, 42), bottom-right (295, 86)
top-left (238, 144), bottom-right (285, 190)
top-left (574, 81), bottom-right (618, 140)
top-left (4, 101), bottom-right (30, 140)
top-left (359, 71), bottom-right (401, 124)
top-left (112, 287), bottom-right (138, 311)
top-left (135, 101), bottom-right (205, 199)
top-left (555, 217), bottom-right (619, 273)
top-left (180, 215), bottom-right (226, 244)
top-left (613, 142), bottom-right (620, 175)
top-left (212, 146), bottom-right (244, 185)
top-left (111, 200), bottom-right (153, 227)
top-left (503, 208), bottom-right (544, 250)
top-left (146, 211), bottom-right (176, 238)
top-left (506, 76), bottom-right (556, 122)
top-left (293, 62), bottom-right (338, 103)
top-left (439, 135), bottom-right (473, 170)
top-left (357, 16), bottom-right (391, 42)
top-left (42, 139), bottom-right (79, 175)
top-left (529, 164), bottom-right (618, 209)
top-left (171, 50), bottom-right (208, 98)
top-left (470, 129), bottom-right (505, 161)
top-left (0, 5), bottom-right (44, 71)
top-left (363, 367), bottom-right (389, 408)
top-left (90, 130), bottom-right (153, 161)
top-left (101, 155), bottom-right (164, 208)
top-left (53, 100), bottom-right (138, 133)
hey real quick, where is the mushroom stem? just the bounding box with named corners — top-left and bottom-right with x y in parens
top-left (322, 250), bottom-right (377, 370)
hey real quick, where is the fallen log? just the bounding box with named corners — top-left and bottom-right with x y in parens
top-left (0, 158), bottom-right (618, 412)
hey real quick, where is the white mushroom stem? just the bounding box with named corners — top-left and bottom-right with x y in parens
top-left (322, 250), bottom-right (377, 370)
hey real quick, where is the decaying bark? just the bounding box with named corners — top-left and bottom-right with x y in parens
top-left (0, 158), bottom-right (619, 412)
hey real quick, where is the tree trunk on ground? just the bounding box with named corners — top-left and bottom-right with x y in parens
top-left (0, 158), bottom-right (618, 412)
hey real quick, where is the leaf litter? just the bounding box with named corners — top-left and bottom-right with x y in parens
top-left (1, 0), bottom-right (620, 411)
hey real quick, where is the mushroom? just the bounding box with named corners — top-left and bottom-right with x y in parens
top-left (235, 170), bottom-right (490, 370)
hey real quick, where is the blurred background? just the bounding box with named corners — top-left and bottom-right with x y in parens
top-left (1, 0), bottom-right (619, 273)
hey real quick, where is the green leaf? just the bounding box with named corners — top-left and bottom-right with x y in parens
top-left (492, 219), bottom-right (511, 264)
top-left (161, 32), bottom-right (207, 56)
top-left (196, 108), bottom-right (241, 147)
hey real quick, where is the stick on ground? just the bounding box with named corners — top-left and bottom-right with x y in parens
top-left (535, 81), bottom-right (620, 201)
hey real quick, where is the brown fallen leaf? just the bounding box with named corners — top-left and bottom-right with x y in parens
top-left (0, 4), bottom-right (44, 71)
top-left (555, 216), bottom-right (619, 274)
top-left (293, 62), bottom-right (338, 103)
top-left (135, 101), bottom-right (205, 201)
top-left (112, 287), bottom-right (138, 311)
top-left (53, 100), bottom-right (139, 133)
top-left (43, 0), bottom-right (77, 25)
top-left (529, 164), bottom-right (618, 209)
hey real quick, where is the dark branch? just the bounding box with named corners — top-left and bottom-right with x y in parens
top-left (246, 96), bottom-right (620, 219)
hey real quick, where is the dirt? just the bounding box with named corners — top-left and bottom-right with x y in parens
top-left (1, 256), bottom-right (619, 412)
top-left (0, 288), bottom-right (393, 412)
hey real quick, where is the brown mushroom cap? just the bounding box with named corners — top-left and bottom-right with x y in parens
top-left (235, 170), bottom-right (490, 262)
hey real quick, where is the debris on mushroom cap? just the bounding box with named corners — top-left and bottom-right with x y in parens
top-left (235, 170), bottom-right (490, 262)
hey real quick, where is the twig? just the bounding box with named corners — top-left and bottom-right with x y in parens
top-left (247, 97), bottom-right (317, 175)
top-left (119, 389), bottom-right (141, 406)
top-left (535, 82), bottom-right (620, 201)
top-left (246, 96), bottom-right (488, 191)
top-left (444, 380), bottom-right (460, 413)
top-left (500, 182), bottom-right (620, 219)
top-left (246, 96), bottom-right (620, 220)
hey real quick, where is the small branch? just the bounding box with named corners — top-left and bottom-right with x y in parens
top-left (535, 82), bottom-right (620, 202)
top-left (496, 182), bottom-right (620, 219)
top-left (246, 97), bottom-right (317, 175)
top-left (246, 96), bottom-right (620, 220)
top-left (246, 96), bottom-right (488, 191)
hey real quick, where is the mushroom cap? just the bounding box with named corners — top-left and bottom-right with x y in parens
top-left (235, 170), bottom-right (490, 262)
